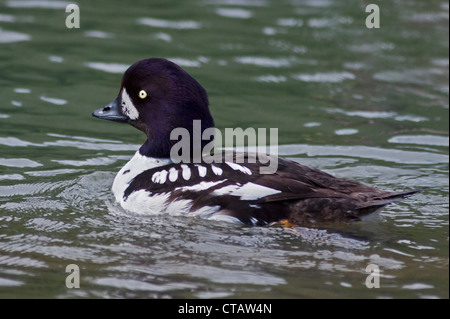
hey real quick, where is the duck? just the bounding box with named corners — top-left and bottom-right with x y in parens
top-left (92, 58), bottom-right (420, 226)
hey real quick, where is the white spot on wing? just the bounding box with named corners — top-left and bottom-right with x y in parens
top-left (151, 170), bottom-right (168, 184)
top-left (211, 165), bottom-right (223, 176)
top-left (151, 171), bottom-right (159, 183)
top-left (196, 165), bottom-right (207, 177)
top-left (121, 88), bottom-right (139, 120)
top-left (225, 162), bottom-right (252, 175)
top-left (168, 167), bottom-right (178, 182)
top-left (181, 164), bottom-right (191, 180)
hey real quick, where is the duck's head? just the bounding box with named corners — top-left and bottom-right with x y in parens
top-left (93, 58), bottom-right (214, 158)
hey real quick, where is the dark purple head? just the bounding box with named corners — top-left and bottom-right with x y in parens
top-left (93, 58), bottom-right (214, 158)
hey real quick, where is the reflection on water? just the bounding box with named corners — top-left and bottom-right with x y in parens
top-left (84, 62), bottom-right (129, 74)
top-left (137, 17), bottom-right (202, 30)
top-left (0, 29), bottom-right (30, 43)
top-left (215, 7), bottom-right (254, 19)
top-left (0, 0), bottom-right (448, 298)
top-left (388, 135), bottom-right (449, 147)
top-left (292, 71), bottom-right (355, 83)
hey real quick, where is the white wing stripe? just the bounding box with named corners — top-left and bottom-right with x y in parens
top-left (175, 180), bottom-right (226, 192)
top-left (213, 182), bottom-right (280, 200)
top-left (225, 162), bottom-right (252, 175)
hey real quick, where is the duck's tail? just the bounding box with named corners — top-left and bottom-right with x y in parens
top-left (357, 188), bottom-right (424, 216)
top-left (286, 188), bottom-right (424, 224)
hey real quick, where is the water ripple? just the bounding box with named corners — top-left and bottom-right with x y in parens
top-left (84, 30), bottom-right (114, 39)
top-left (0, 137), bottom-right (42, 147)
top-left (14, 88), bottom-right (31, 94)
top-left (6, 0), bottom-right (71, 8)
top-left (253, 75), bottom-right (287, 83)
top-left (155, 263), bottom-right (286, 286)
top-left (40, 96), bottom-right (67, 105)
top-left (373, 69), bottom-right (441, 85)
top-left (167, 57), bottom-right (205, 68)
top-left (93, 277), bottom-right (196, 292)
top-left (234, 56), bottom-right (293, 68)
top-left (0, 158), bottom-right (41, 168)
top-left (307, 17), bottom-right (353, 28)
top-left (205, 0), bottom-right (268, 6)
top-left (0, 28), bottom-right (31, 43)
top-left (0, 14), bottom-right (17, 22)
top-left (0, 235), bottom-right (116, 263)
top-left (215, 8), bottom-right (253, 19)
top-left (52, 156), bottom-right (118, 167)
top-left (0, 133), bottom-right (139, 151)
top-left (275, 144), bottom-right (448, 165)
top-left (44, 139), bottom-right (137, 151)
top-left (153, 32), bottom-right (172, 42)
top-left (334, 128), bottom-right (358, 135)
top-left (325, 107), bottom-right (429, 122)
top-left (85, 62), bottom-right (128, 74)
top-left (389, 135), bottom-right (449, 147)
top-left (277, 18), bottom-right (303, 27)
top-left (0, 277), bottom-right (24, 287)
top-left (0, 174), bottom-right (24, 181)
top-left (292, 71), bottom-right (356, 83)
top-left (0, 255), bottom-right (47, 269)
top-left (48, 55), bottom-right (63, 63)
top-left (0, 181), bottom-right (69, 197)
top-left (26, 217), bottom-right (72, 232)
top-left (137, 17), bottom-right (202, 30)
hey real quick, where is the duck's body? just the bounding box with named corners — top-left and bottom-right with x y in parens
top-left (93, 58), bottom-right (419, 226)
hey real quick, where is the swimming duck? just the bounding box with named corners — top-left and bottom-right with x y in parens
top-left (92, 58), bottom-right (419, 226)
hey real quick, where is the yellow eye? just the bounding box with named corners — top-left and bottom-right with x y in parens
top-left (139, 90), bottom-right (147, 99)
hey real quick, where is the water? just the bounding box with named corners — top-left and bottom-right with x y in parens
top-left (0, 0), bottom-right (448, 299)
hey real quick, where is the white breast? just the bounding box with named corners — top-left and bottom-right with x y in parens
top-left (112, 152), bottom-right (223, 218)
top-left (112, 151), bottom-right (171, 204)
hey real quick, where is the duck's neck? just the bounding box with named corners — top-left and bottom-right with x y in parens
top-left (139, 139), bottom-right (171, 159)
top-left (139, 127), bottom-right (215, 160)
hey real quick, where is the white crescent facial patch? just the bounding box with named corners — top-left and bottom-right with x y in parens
top-left (121, 88), bottom-right (140, 120)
